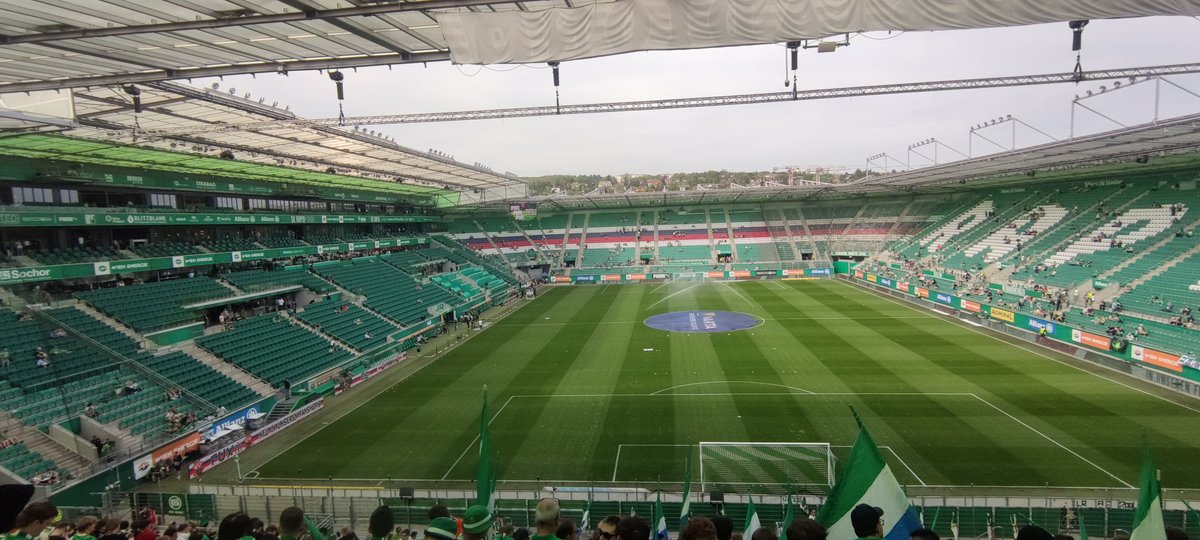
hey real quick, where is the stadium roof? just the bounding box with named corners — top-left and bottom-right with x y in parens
top-left (475, 113), bottom-right (1200, 211)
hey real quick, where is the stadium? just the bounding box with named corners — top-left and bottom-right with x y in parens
top-left (1, 3), bottom-right (1200, 540)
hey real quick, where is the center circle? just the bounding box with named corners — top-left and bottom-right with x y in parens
top-left (644, 311), bottom-right (763, 333)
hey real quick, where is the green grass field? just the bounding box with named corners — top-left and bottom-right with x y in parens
top-left (254, 279), bottom-right (1200, 489)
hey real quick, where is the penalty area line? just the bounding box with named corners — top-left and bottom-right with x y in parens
top-left (644, 284), bottom-right (700, 311)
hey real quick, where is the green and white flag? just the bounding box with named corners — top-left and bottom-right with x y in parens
top-left (654, 492), bottom-right (669, 540)
top-left (950, 511), bottom-right (959, 540)
top-left (476, 386), bottom-right (496, 512)
top-left (581, 497), bottom-right (592, 531)
top-left (680, 456), bottom-right (692, 529)
top-left (743, 498), bottom-right (761, 538)
top-left (1078, 509), bottom-right (1089, 540)
top-left (1130, 445), bottom-right (1166, 540)
top-left (781, 490), bottom-right (795, 533)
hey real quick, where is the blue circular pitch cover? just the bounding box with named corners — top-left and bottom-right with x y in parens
top-left (644, 311), bottom-right (763, 333)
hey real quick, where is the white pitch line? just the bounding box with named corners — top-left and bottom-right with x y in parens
top-left (970, 394), bottom-right (1133, 488)
top-left (884, 446), bottom-right (927, 486)
top-left (644, 283), bottom-right (700, 310)
top-left (835, 279), bottom-right (1200, 415)
top-left (650, 380), bottom-right (815, 395)
top-left (441, 394), bottom-right (516, 480)
top-left (722, 281), bottom-right (754, 305)
top-left (648, 282), bottom-right (672, 295)
top-left (248, 297), bottom-right (531, 476)
top-left (769, 280), bottom-right (788, 290)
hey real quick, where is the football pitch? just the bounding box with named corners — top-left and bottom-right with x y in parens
top-left (251, 279), bottom-right (1200, 489)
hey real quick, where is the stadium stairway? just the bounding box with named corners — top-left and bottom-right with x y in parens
top-left (175, 342), bottom-right (276, 396)
top-left (0, 410), bottom-right (91, 480)
top-left (282, 311), bottom-right (363, 355)
top-left (1099, 220), bottom-right (1198, 283)
top-left (70, 301), bottom-right (153, 351)
top-left (1122, 241), bottom-right (1200, 291)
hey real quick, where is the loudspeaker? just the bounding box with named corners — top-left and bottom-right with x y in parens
top-left (399, 487), bottom-right (415, 499)
top-left (709, 491), bottom-right (724, 502)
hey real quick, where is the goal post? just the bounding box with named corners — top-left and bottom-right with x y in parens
top-left (699, 442), bottom-right (836, 494)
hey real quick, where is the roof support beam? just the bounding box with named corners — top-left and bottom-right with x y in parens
top-left (0, 0), bottom-right (525, 45)
top-left (0, 51), bottom-right (450, 94)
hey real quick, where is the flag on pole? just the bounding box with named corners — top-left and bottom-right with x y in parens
top-left (815, 419), bottom-right (922, 540)
top-left (680, 455), bottom-right (693, 529)
top-left (1130, 444), bottom-right (1166, 540)
top-left (950, 511), bottom-right (959, 540)
top-left (781, 490), bottom-right (795, 532)
top-left (743, 498), bottom-right (761, 538)
top-left (476, 386), bottom-right (496, 512)
top-left (1078, 509), bottom-right (1089, 540)
top-left (581, 497), bottom-right (592, 531)
top-left (654, 492), bottom-right (669, 540)
top-left (1011, 514), bottom-right (1019, 540)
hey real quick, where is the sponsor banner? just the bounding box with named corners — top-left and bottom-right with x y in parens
top-left (731, 270), bottom-right (751, 278)
top-left (651, 273), bottom-right (669, 279)
top-left (933, 292), bottom-right (955, 306)
top-left (879, 277), bottom-right (893, 287)
top-left (784, 269), bottom-right (807, 277)
top-left (133, 454), bottom-right (154, 480)
top-left (350, 354), bottom-right (404, 388)
top-left (915, 287), bottom-right (929, 299)
top-left (866, 274), bottom-right (877, 283)
top-left (573, 275), bottom-right (596, 282)
top-left (248, 399), bottom-right (325, 446)
top-left (601, 274), bottom-right (622, 281)
top-left (962, 300), bottom-right (981, 313)
top-left (897, 282), bottom-right (909, 292)
top-left (206, 398), bottom-right (271, 438)
top-left (1131, 345), bottom-right (1182, 372)
top-left (0, 210), bottom-right (438, 228)
top-left (782, 277), bottom-right (821, 281)
top-left (755, 270), bottom-right (779, 277)
top-left (854, 270), bottom-right (864, 279)
top-left (551, 276), bottom-right (572, 283)
top-left (1027, 317), bottom-right (1057, 335)
top-left (152, 432), bottom-right (202, 465)
top-left (706, 271), bottom-right (725, 278)
top-left (990, 307), bottom-right (1015, 323)
top-left (1071, 329), bottom-right (1113, 350)
top-left (189, 399), bottom-right (325, 479)
top-left (627, 273), bottom-right (646, 281)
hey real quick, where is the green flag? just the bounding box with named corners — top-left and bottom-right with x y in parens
top-left (680, 455), bottom-right (692, 529)
top-left (582, 497), bottom-right (592, 531)
top-left (1130, 444), bottom-right (1166, 540)
top-left (1077, 509), bottom-right (1088, 540)
top-left (654, 492), bottom-right (668, 540)
top-left (743, 498), bottom-right (761, 538)
top-left (476, 386), bottom-right (496, 511)
top-left (781, 490), bottom-right (795, 533)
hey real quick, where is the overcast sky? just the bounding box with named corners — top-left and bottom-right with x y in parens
top-left (195, 16), bottom-right (1200, 178)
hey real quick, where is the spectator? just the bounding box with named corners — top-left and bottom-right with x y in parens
top-left (748, 529), bottom-right (775, 540)
top-left (218, 513), bottom-right (255, 540)
top-left (12, 502), bottom-right (60, 540)
top-left (462, 506), bottom-right (495, 540)
top-left (85, 403), bottom-right (99, 418)
top-left (554, 520), bottom-right (576, 540)
top-left (177, 522), bottom-right (191, 540)
top-left (369, 507), bottom-right (395, 540)
top-left (98, 519), bottom-right (126, 540)
top-left (850, 505), bottom-right (883, 539)
top-left (278, 507), bottom-right (323, 540)
top-left (74, 516), bottom-right (100, 540)
top-left (136, 520), bottom-right (159, 540)
top-left (1016, 526), bottom-right (1054, 540)
top-left (910, 529), bottom-right (939, 540)
top-left (680, 519), bottom-right (718, 540)
top-left (784, 520), bottom-right (827, 540)
top-left (711, 517), bottom-right (733, 540)
top-left (338, 526), bottom-right (359, 540)
top-left (426, 518), bottom-right (458, 540)
top-left (0, 347), bottom-right (10, 368)
top-left (617, 517), bottom-right (650, 540)
top-left (497, 526), bottom-right (515, 540)
top-left (595, 517), bottom-right (622, 540)
top-left (532, 499), bottom-right (561, 540)
top-left (1164, 527), bottom-right (1188, 540)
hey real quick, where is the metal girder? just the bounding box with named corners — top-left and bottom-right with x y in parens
top-left (133, 62), bottom-right (1200, 137)
top-left (0, 51), bottom-right (451, 94)
top-left (0, 0), bottom-right (525, 46)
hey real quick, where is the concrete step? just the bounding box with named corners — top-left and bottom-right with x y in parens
top-left (176, 342), bottom-right (276, 396)
top-left (0, 411), bottom-right (92, 480)
top-left (71, 301), bottom-right (156, 351)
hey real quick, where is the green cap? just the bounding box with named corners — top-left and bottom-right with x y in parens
top-left (462, 506), bottom-right (495, 535)
top-left (426, 517), bottom-right (458, 540)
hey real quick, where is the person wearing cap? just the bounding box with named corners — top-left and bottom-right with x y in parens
top-left (427, 518), bottom-right (459, 540)
top-left (4, 502), bottom-right (59, 540)
top-left (850, 505), bottom-right (884, 539)
top-left (1015, 525), bottom-right (1053, 540)
top-left (462, 506), bottom-right (495, 540)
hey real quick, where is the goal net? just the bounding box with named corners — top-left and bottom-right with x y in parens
top-left (699, 442), bottom-right (836, 494)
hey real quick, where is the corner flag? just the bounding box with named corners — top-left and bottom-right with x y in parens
top-left (815, 420), bottom-right (922, 540)
top-left (1130, 444), bottom-right (1166, 540)
top-left (476, 386), bottom-right (496, 511)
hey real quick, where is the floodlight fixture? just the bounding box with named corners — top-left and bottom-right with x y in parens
top-left (329, 70), bottom-right (345, 100)
top-left (122, 85), bottom-right (142, 113)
